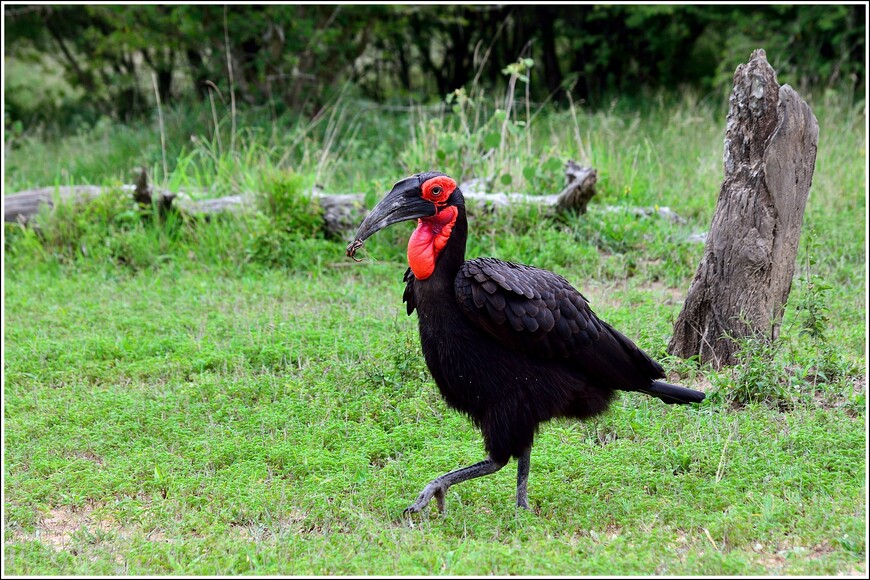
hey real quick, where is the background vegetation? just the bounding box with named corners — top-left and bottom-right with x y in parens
top-left (4, 4), bottom-right (865, 127)
top-left (3, 3), bottom-right (867, 576)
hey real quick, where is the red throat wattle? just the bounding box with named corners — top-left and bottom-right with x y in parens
top-left (407, 205), bottom-right (458, 280)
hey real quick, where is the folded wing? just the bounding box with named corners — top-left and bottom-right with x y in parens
top-left (454, 257), bottom-right (665, 391)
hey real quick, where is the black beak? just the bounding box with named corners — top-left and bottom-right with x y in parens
top-left (346, 176), bottom-right (435, 258)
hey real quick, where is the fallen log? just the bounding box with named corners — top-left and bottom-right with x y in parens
top-left (4, 161), bottom-right (688, 237)
top-left (4, 184), bottom-right (601, 229)
top-left (4, 184), bottom-right (137, 224)
top-left (5, 162), bottom-right (598, 230)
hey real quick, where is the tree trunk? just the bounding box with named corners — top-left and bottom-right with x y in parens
top-left (667, 49), bottom-right (819, 369)
top-left (156, 51), bottom-right (174, 105)
top-left (186, 49), bottom-right (210, 99)
top-left (538, 6), bottom-right (564, 100)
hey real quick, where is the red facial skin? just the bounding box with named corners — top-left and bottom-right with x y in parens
top-left (407, 176), bottom-right (458, 279)
top-left (420, 175), bottom-right (456, 207)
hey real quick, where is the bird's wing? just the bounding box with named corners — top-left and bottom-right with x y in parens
top-left (454, 257), bottom-right (664, 388)
top-left (403, 267), bottom-right (416, 315)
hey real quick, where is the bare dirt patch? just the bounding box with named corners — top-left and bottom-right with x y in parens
top-left (15, 503), bottom-right (117, 550)
top-left (750, 541), bottom-right (864, 575)
top-left (580, 279), bottom-right (687, 311)
top-left (810, 374), bottom-right (865, 414)
top-left (68, 450), bottom-right (104, 466)
top-left (644, 279), bottom-right (686, 305)
top-left (9, 501), bottom-right (170, 553)
top-left (227, 508), bottom-right (310, 540)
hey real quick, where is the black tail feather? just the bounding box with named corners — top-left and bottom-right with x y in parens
top-left (640, 380), bottom-right (705, 405)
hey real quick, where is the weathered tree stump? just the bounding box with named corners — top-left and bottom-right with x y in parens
top-left (668, 49), bottom-right (819, 368)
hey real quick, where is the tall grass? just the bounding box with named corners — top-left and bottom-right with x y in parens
top-left (5, 64), bottom-right (728, 215)
top-left (5, 72), bottom-right (865, 294)
top-left (5, 81), bottom-right (865, 372)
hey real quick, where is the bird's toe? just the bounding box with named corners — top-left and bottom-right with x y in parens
top-left (403, 480), bottom-right (447, 515)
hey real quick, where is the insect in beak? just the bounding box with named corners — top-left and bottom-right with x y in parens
top-left (346, 239), bottom-right (365, 262)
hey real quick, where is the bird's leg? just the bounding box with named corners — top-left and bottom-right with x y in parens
top-left (516, 446), bottom-right (531, 510)
top-left (404, 456), bottom-right (506, 515)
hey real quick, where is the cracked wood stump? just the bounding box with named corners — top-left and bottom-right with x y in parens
top-left (668, 49), bottom-right (819, 369)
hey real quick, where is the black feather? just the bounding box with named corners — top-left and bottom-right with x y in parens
top-left (383, 184), bottom-right (704, 511)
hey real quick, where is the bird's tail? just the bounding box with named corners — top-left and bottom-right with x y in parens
top-left (639, 380), bottom-right (705, 405)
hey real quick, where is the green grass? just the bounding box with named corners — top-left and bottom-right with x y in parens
top-left (3, 88), bottom-right (866, 575)
top-left (4, 262), bottom-right (865, 575)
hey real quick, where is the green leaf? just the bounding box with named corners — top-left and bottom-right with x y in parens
top-left (483, 132), bottom-right (501, 149)
top-left (544, 156), bottom-right (563, 174)
top-left (500, 173), bottom-right (513, 186)
top-left (522, 166), bottom-right (538, 182)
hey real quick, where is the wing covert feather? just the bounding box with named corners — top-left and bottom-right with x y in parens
top-left (454, 257), bottom-right (664, 389)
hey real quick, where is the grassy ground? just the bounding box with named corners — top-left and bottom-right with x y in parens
top-left (3, 88), bottom-right (867, 575)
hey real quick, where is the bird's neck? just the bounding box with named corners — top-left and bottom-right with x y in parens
top-left (407, 205), bottom-right (467, 281)
top-left (410, 206), bottom-right (468, 332)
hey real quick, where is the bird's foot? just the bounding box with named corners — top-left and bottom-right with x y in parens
top-left (403, 479), bottom-right (447, 515)
top-left (516, 496), bottom-right (530, 510)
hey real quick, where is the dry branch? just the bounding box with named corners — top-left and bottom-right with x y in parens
top-left (5, 162), bottom-right (599, 229)
top-left (5, 161), bottom-right (686, 237)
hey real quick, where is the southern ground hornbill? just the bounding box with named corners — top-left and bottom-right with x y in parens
top-left (346, 171), bottom-right (705, 514)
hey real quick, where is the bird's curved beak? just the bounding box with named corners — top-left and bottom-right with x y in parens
top-left (346, 177), bottom-right (436, 258)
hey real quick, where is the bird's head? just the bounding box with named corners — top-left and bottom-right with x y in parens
top-left (346, 172), bottom-right (464, 279)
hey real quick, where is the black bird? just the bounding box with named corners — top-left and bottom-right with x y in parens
top-left (347, 172), bottom-right (705, 514)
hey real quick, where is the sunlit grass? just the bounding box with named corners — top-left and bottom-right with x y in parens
top-left (3, 88), bottom-right (866, 575)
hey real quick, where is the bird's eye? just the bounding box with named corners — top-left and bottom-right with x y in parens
top-left (432, 186), bottom-right (443, 196)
